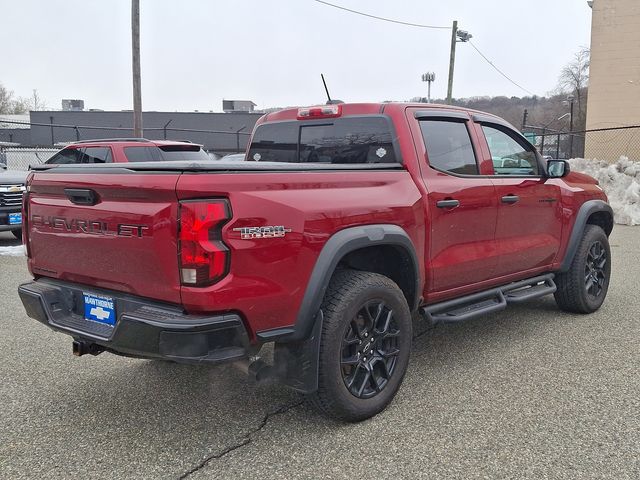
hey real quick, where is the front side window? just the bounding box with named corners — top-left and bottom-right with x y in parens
top-left (247, 117), bottom-right (399, 164)
top-left (419, 120), bottom-right (478, 175)
top-left (482, 125), bottom-right (538, 175)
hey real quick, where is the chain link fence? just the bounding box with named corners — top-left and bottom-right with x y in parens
top-left (525, 124), bottom-right (640, 161)
top-left (0, 118), bottom-right (253, 163)
top-left (0, 146), bottom-right (58, 170)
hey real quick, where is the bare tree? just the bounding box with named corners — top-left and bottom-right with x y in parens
top-left (0, 84), bottom-right (48, 114)
top-left (29, 89), bottom-right (48, 111)
top-left (557, 47), bottom-right (590, 124)
top-left (0, 83), bottom-right (18, 114)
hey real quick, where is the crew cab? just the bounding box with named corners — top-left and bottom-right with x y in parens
top-left (45, 138), bottom-right (211, 164)
top-left (18, 103), bottom-right (613, 421)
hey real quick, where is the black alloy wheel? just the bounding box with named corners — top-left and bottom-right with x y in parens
top-left (340, 300), bottom-right (400, 399)
top-left (585, 241), bottom-right (607, 298)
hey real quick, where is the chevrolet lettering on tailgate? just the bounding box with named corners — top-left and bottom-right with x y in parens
top-left (31, 215), bottom-right (149, 238)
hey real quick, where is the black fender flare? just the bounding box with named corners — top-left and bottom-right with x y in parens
top-left (296, 224), bottom-right (419, 341)
top-left (257, 224), bottom-right (421, 343)
top-left (266, 224), bottom-right (420, 393)
top-left (559, 199), bottom-right (613, 272)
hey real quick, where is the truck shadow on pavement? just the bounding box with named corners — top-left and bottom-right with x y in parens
top-left (0, 231), bottom-right (21, 247)
top-left (13, 296), bottom-right (585, 477)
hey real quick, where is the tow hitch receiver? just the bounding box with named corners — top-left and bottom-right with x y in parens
top-left (72, 340), bottom-right (105, 357)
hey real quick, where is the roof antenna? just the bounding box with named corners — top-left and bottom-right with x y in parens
top-left (321, 74), bottom-right (343, 105)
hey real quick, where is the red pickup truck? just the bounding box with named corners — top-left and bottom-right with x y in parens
top-left (18, 103), bottom-right (613, 421)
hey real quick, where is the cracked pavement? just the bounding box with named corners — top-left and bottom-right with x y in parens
top-left (1, 227), bottom-right (639, 479)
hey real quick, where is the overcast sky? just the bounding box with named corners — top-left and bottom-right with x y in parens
top-left (1, 0), bottom-right (593, 112)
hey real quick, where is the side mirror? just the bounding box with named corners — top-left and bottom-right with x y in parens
top-left (547, 159), bottom-right (570, 178)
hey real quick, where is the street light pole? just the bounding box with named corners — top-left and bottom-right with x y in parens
top-left (131, 0), bottom-right (143, 138)
top-left (568, 95), bottom-right (575, 158)
top-left (422, 72), bottom-right (436, 103)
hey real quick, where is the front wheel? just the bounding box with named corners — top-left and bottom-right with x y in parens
top-left (309, 270), bottom-right (412, 422)
top-left (555, 225), bottom-right (611, 313)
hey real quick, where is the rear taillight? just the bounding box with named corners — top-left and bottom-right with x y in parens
top-left (297, 104), bottom-right (342, 120)
top-left (179, 199), bottom-right (231, 286)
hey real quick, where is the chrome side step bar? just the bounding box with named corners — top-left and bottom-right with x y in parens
top-left (421, 274), bottom-right (556, 324)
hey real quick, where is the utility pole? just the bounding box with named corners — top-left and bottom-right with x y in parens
top-left (131, 0), bottom-right (143, 137)
top-left (446, 20), bottom-right (458, 105)
top-left (421, 72), bottom-right (436, 103)
top-left (521, 109), bottom-right (528, 132)
top-left (446, 21), bottom-right (472, 105)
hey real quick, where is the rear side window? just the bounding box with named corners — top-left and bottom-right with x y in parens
top-left (124, 145), bottom-right (209, 162)
top-left (420, 120), bottom-right (478, 175)
top-left (124, 146), bottom-right (164, 162)
top-left (46, 148), bottom-right (82, 164)
top-left (78, 147), bottom-right (112, 164)
top-left (248, 117), bottom-right (399, 164)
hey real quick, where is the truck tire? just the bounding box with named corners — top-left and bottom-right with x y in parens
top-left (11, 229), bottom-right (22, 241)
top-left (309, 269), bottom-right (412, 422)
top-left (554, 225), bottom-right (611, 313)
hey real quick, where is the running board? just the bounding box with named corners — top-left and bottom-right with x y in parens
top-left (421, 274), bottom-right (556, 324)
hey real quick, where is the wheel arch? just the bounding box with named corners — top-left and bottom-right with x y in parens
top-left (262, 224), bottom-right (421, 344)
top-left (269, 224), bottom-right (420, 394)
top-left (559, 199), bottom-right (613, 272)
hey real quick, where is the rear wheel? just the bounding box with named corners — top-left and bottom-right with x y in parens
top-left (554, 225), bottom-right (611, 313)
top-left (309, 270), bottom-right (412, 422)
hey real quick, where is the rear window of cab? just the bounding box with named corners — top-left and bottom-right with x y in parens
top-left (247, 117), bottom-right (399, 164)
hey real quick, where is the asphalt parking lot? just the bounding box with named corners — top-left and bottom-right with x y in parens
top-left (1, 228), bottom-right (638, 480)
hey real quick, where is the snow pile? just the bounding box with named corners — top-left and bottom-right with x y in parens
top-left (569, 157), bottom-right (640, 225)
top-left (0, 245), bottom-right (24, 257)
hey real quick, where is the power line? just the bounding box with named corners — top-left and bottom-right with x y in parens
top-left (468, 41), bottom-right (535, 96)
top-left (312, 0), bottom-right (450, 29)
top-left (311, 1), bottom-right (535, 97)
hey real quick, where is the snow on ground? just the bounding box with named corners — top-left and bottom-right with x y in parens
top-left (0, 245), bottom-right (24, 257)
top-left (569, 157), bottom-right (640, 226)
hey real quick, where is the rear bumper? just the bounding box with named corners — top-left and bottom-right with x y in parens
top-left (18, 279), bottom-right (251, 364)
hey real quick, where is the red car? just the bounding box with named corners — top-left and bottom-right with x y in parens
top-left (45, 138), bottom-right (211, 164)
top-left (19, 103), bottom-right (613, 421)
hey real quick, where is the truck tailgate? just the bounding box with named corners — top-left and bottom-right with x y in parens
top-left (26, 171), bottom-right (182, 304)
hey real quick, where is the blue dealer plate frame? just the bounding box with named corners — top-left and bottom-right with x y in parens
top-left (8, 213), bottom-right (22, 225)
top-left (83, 292), bottom-right (116, 327)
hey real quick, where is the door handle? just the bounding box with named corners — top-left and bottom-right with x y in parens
top-left (436, 199), bottom-right (460, 209)
top-left (64, 188), bottom-right (99, 206)
top-left (501, 195), bottom-right (520, 204)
